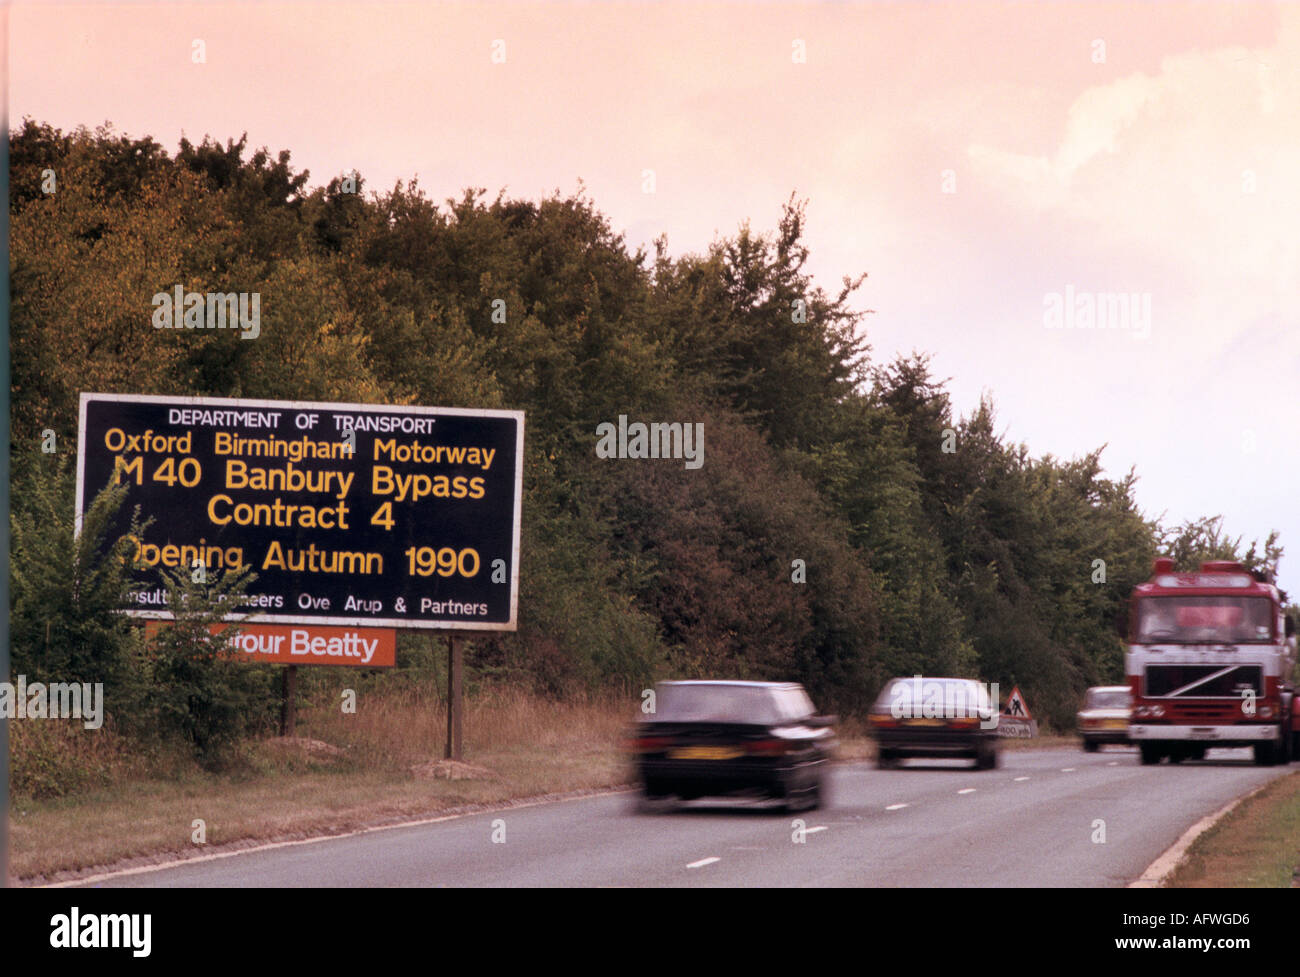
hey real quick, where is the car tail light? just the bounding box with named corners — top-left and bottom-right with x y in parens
top-left (628, 735), bottom-right (672, 753)
top-left (747, 738), bottom-right (793, 757)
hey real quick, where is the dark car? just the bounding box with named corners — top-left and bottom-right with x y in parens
top-left (1077, 685), bottom-right (1132, 752)
top-left (869, 676), bottom-right (1000, 769)
top-left (628, 680), bottom-right (836, 812)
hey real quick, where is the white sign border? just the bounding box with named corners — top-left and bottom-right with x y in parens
top-left (76, 391), bottom-right (524, 632)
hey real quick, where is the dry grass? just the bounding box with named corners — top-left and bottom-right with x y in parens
top-left (8, 685), bottom-right (640, 883)
top-left (1166, 770), bottom-right (1300, 887)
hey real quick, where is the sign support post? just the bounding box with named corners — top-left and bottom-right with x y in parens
top-left (445, 635), bottom-right (463, 760)
top-left (281, 665), bottom-right (298, 737)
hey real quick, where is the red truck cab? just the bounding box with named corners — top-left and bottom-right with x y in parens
top-left (1127, 558), bottom-right (1295, 766)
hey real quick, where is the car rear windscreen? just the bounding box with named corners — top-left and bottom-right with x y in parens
top-left (652, 685), bottom-right (800, 724)
top-left (1085, 690), bottom-right (1130, 709)
top-left (876, 678), bottom-right (991, 718)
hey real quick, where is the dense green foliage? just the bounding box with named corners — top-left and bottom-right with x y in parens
top-left (9, 120), bottom-right (1287, 730)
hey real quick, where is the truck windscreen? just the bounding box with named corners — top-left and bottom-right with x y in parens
top-left (1135, 596), bottom-right (1274, 644)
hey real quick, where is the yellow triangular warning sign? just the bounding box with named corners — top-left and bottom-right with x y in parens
top-left (1002, 685), bottom-right (1032, 719)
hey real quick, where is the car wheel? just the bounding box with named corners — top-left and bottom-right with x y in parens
top-left (876, 750), bottom-right (900, 770)
top-left (1254, 741), bottom-right (1277, 767)
top-left (1083, 740), bottom-right (1099, 753)
top-left (1139, 744), bottom-right (1162, 765)
top-left (634, 785), bottom-right (676, 814)
top-left (1188, 746), bottom-right (1207, 762)
top-left (807, 772), bottom-right (825, 811)
top-left (1168, 749), bottom-right (1184, 764)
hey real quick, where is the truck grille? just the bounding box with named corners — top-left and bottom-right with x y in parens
top-left (1144, 664), bottom-right (1262, 698)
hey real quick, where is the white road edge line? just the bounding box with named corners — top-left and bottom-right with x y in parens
top-left (40, 787), bottom-right (636, 888)
top-left (1129, 782), bottom-right (1272, 888)
top-left (884, 803), bottom-right (908, 811)
top-left (687, 857), bottom-right (721, 869)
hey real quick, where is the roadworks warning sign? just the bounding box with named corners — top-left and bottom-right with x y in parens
top-left (997, 685), bottom-right (1038, 738)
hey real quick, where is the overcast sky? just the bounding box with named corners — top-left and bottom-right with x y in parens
top-left (11, 1), bottom-right (1300, 592)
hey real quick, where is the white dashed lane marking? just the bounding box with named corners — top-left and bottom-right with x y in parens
top-left (957, 788), bottom-right (977, 795)
top-left (1014, 776), bottom-right (1030, 782)
top-left (687, 857), bottom-right (720, 869)
top-left (804, 826), bottom-right (828, 834)
top-left (885, 803), bottom-right (908, 811)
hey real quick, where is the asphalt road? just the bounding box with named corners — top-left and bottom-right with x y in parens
top-left (79, 746), bottom-right (1290, 887)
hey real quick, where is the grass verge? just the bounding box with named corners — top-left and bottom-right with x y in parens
top-left (9, 687), bottom-right (638, 884)
top-left (1165, 770), bottom-right (1300, 887)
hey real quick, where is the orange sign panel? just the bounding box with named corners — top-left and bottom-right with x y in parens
top-left (146, 622), bottom-right (396, 667)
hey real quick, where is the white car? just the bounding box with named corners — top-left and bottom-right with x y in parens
top-left (1077, 686), bottom-right (1132, 752)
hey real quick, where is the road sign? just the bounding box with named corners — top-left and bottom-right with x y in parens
top-left (77, 393), bottom-right (524, 630)
top-left (1002, 685), bottom-right (1032, 718)
top-left (998, 685), bottom-right (1038, 737)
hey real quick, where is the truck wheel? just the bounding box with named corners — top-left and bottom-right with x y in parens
top-left (1083, 740), bottom-right (1099, 753)
top-left (1253, 742), bottom-right (1277, 767)
top-left (877, 750), bottom-right (900, 770)
top-left (1139, 744), bottom-right (1162, 765)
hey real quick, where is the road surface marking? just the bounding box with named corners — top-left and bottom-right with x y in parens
top-left (885, 803), bottom-right (908, 811)
top-left (687, 857), bottom-right (721, 869)
top-left (43, 787), bottom-right (633, 888)
top-left (1108, 761), bottom-right (1119, 766)
top-left (957, 788), bottom-right (977, 794)
top-left (1061, 767), bottom-right (1076, 772)
top-left (804, 826), bottom-right (828, 834)
top-left (1014, 776), bottom-right (1030, 782)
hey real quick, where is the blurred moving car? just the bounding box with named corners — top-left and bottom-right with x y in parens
top-left (628, 680), bottom-right (836, 812)
top-left (868, 676), bottom-right (1000, 769)
top-left (1077, 685), bottom-right (1132, 752)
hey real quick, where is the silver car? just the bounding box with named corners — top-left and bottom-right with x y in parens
top-left (1077, 686), bottom-right (1132, 752)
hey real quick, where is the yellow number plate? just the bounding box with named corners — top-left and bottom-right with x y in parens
top-left (669, 746), bottom-right (743, 760)
top-left (1104, 719), bottom-right (1126, 729)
